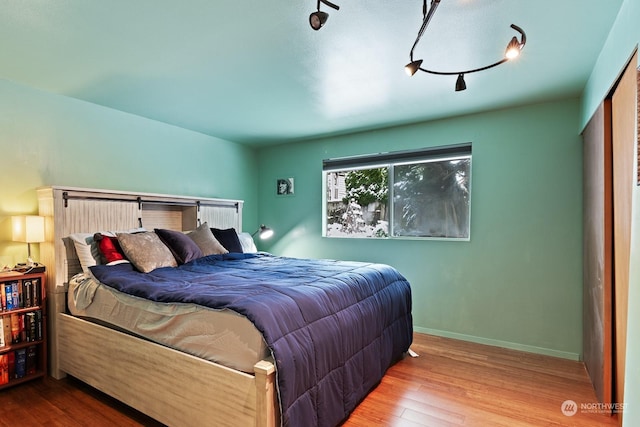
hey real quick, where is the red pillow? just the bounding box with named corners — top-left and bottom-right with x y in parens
top-left (95, 233), bottom-right (125, 263)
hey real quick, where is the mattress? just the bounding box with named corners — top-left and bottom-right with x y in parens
top-left (67, 272), bottom-right (270, 373)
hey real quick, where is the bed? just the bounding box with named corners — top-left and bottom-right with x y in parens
top-left (37, 186), bottom-right (413, 427)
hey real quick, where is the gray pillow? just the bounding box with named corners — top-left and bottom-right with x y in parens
top-left (187, 222), bottom-right (228, 256)
top-left (117, 232), bottom-right (177, 273)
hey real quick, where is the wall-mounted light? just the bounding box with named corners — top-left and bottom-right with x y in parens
top-left (309, 0), bottom-right (340, 30)
top-left (12, 215), bottom-right (45, 265)
top-left (252, 224), bottom-right (274, 240)
top-left (404, 0), bottom-right (527, 91)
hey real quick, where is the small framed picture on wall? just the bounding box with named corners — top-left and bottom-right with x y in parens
top-left (276, 178), bottom-right (294, 196)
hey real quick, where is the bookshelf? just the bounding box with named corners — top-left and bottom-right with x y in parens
top-left (0, 270), bottom-right (47, 389)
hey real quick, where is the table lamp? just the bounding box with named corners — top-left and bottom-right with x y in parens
top-left (12, 215), bottom-right (45, 266)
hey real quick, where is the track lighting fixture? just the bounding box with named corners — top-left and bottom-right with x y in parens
top-left (306, 0), bottom-right (527, 91)
top-left (309, 0), bottom-right (340, 31)
top-left (404, 0), bottom-right (527, 91)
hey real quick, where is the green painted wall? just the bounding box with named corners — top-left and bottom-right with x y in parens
top-left (0, 79), bottom-right (258, 267)
top-left (581, 0), bottom-right (639, 423)
top-left (257, 98), bottom-right (583, 359)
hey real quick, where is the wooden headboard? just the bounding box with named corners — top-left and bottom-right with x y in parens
top-left (36, 186), bottom-right (244, 377)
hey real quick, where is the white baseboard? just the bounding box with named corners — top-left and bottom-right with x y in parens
top-left (413, 326), bottom-right (581, 361)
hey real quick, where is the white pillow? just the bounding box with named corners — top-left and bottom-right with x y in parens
top-left (68, 233), bottom-right (102, 273)
top-left (69, 227), bottom-right (145, 273)
top-left (238, 232), bottom-right (257, 253)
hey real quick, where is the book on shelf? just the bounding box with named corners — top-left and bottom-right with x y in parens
top-left (32, 278), bottom-right (41, 306)
top-left (2, 283), bottom-right (9, 310)
top-left (23, 279), bottom-right (32, 308)
top-left (10, 313), bottom-right (20, 344)
top-left (35, 310), bottom-right (43, 341)
top-left (26, 312), bottom-right (36, 342)
top-left (14, 348), bottom-right (26, 379)
top-left (17, 280), bottom-right (23, 308)
top-left (26, 345), bottom-right (37, 375)
top-left (20, 313), bottom-right (27, 343)
top-left (0, 316), bottom-right (4, 347)
top-left (11, 281), bottom-right (19, 309)
top-left (0, 353), bottom-right (8, 385)
top-left (3, 282), bottom-right (18, 310)
top-left (7, 351), bottom-right (15, 380)
top-left (2, 315), bottom-right (11, 347)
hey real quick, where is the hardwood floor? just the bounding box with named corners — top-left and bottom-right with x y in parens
top-left (0, 374), bottom-right (164, 427)
top-left (0, 333), bottom-right (619, 427)
top-left (344, 334), bottom-right (619, 427)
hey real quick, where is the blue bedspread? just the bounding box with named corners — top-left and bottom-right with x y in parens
top-left (90, 253), bottom-right (413, 427)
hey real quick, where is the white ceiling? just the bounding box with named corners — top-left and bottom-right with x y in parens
top-left (0, 0), bottom-right (623, 146)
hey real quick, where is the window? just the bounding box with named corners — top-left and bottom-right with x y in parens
top-left (323, 144), bottom-right (471, 240)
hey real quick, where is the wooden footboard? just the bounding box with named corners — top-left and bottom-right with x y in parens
top-left (57, 313), bottom-right (278, 427)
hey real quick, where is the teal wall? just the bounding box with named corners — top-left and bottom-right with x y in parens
top-left (581, 0), bottom-right (639, 424)
top-left (0, 79), bottom-right (258, 267)
top-left (257, 98), bottom-right (583, 359)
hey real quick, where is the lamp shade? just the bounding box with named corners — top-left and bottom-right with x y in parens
top-left (253, 224), bottom-right (274, 240)
top-left (259, 226), bottom-right (274, 240)
top-left (12, 215), bottom-right (45, 243)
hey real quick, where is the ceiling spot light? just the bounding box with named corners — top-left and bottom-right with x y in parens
top-left (309, 11), bottom-right (329, 30)
top-left (505, 25), bottom-right (526, 59)
top-left (455, 74), bottom-right (466, 92)
top-left (405, 59), bottom-right (423, 76)
top-left (309, 0), bottom-right (340, 31)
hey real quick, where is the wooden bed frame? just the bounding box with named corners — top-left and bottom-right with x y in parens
top-left (37, 186), bottom-right (279, 427)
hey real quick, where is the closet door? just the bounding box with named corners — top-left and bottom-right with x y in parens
top-left (582, 100), bottom-right (613, 406)
top-left (611, 52), bottom-right (637, 410)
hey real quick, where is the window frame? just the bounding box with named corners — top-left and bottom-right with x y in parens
top-left (322, 143), bottom-right (472, 241)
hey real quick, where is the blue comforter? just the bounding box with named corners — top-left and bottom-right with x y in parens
top-left (90, 253), bottom-right (413, 427)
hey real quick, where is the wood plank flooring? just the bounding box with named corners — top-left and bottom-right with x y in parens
top-left (0, 333), bottom-right (619, 426)
top-left (344, 333), bottom-right (619, 427)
